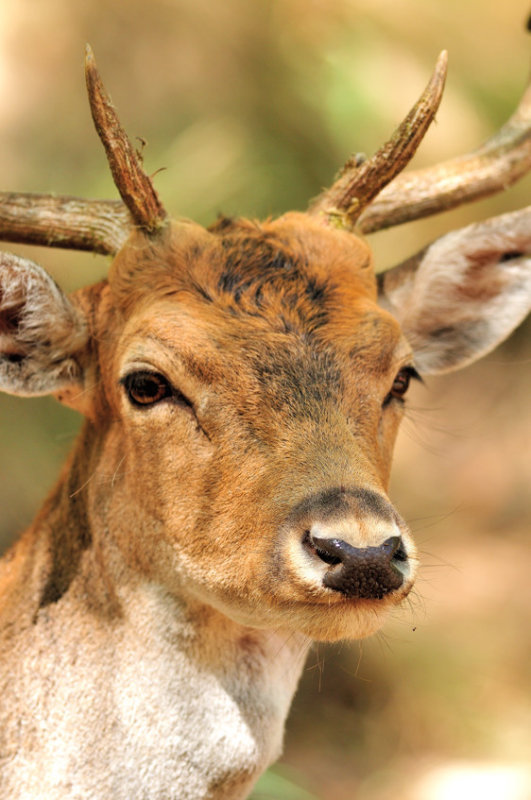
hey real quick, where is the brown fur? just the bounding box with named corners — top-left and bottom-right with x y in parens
top-left (1, 206), bottom-right (528, 799)
top-left (0, 212), bottom-right (409, 639)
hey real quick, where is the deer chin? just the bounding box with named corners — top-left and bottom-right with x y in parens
top-left (272, 579), bottom-right (415, 642)
top-left (293, 597), bottom-right (395, 643)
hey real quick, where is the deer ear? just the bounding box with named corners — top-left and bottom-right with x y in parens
top-left (0, 252), bottom-right (88, 399)
top-left (377, 209), bottom-right (531, 375)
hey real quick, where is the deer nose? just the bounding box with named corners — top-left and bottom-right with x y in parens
top-left (305, 532), bottom-right (408, 599)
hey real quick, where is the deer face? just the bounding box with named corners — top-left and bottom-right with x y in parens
top-left (0, 48), bottom-right (528, 642)
top-left (63, 214), bottom-right (414, 641)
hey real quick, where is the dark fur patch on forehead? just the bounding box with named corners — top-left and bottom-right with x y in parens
top-left (208, 218), bottom-right (332, 334)
top-left (250, 344), bottom-right (343, 421)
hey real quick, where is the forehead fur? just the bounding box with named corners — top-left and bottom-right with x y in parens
top-left (96, 212), bottom-right (406, 429)
top-left (108, 212), bottom-right (377, 334)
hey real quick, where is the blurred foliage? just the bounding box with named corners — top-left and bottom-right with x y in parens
top-left (251, 767), bottom-right (320, 799)
top-left (0, 1), bottom-right (530, 798)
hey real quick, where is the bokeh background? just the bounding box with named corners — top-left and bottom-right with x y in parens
top-left (0, 1), bottom-right (530, 798)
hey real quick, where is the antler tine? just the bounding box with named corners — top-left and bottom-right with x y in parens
top-left (0, 46), bottom-right (166, 256)
top-left (0, 193), bottom-right (130, 256)
top-left (308, 51), bottom-right (448, 230)
top-left (84, 44), bottom-right (167, 234)
top-left (358, 76), bottom-right (531, 234)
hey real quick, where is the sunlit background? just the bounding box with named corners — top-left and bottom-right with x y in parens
top-left (0, 1), bottom-right (530, 798)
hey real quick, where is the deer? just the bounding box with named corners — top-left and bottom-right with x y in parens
top-left (0, 44), bottom-right (529, 800)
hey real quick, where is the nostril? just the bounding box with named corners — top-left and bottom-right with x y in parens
top-left (302, 530), bottom-right (342, 566)
top-left (381, 535), bottom-right (408, 562)
top-left (390, 536), bottom-right (408, 562)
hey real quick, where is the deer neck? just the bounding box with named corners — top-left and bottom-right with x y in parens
top-left (2, 420), bottom-right (310, 797)
top-left (29, 417), bottom-right (311, 665)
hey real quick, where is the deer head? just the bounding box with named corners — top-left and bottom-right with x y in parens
top-left (0, 47), bottom-right (529, 642)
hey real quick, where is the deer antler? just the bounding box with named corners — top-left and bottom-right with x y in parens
top-left (0, 46), bottom-right (167, 256)
top-left (0, 194), bottom-right (130, 256)
top-left (308, 51), bottom-right (448, 230)
top-left (84, 44), bottom-right (167, 234)
top-left (359, 73), bottom-right (531, 233)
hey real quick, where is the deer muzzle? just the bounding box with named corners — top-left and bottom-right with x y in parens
top-left (285, 486), bottom-right (415, 603)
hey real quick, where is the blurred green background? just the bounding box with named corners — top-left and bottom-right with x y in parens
top-left (0, 1), bottom-right (530, 798)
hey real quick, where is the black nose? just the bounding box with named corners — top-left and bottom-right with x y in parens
top-left (307, 534), bottom-right (407, 599)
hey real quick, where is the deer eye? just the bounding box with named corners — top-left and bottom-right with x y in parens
top-left (384, 366), bottom-right (421, 406)
top-left (122, 371), bottom-right (173, 407)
